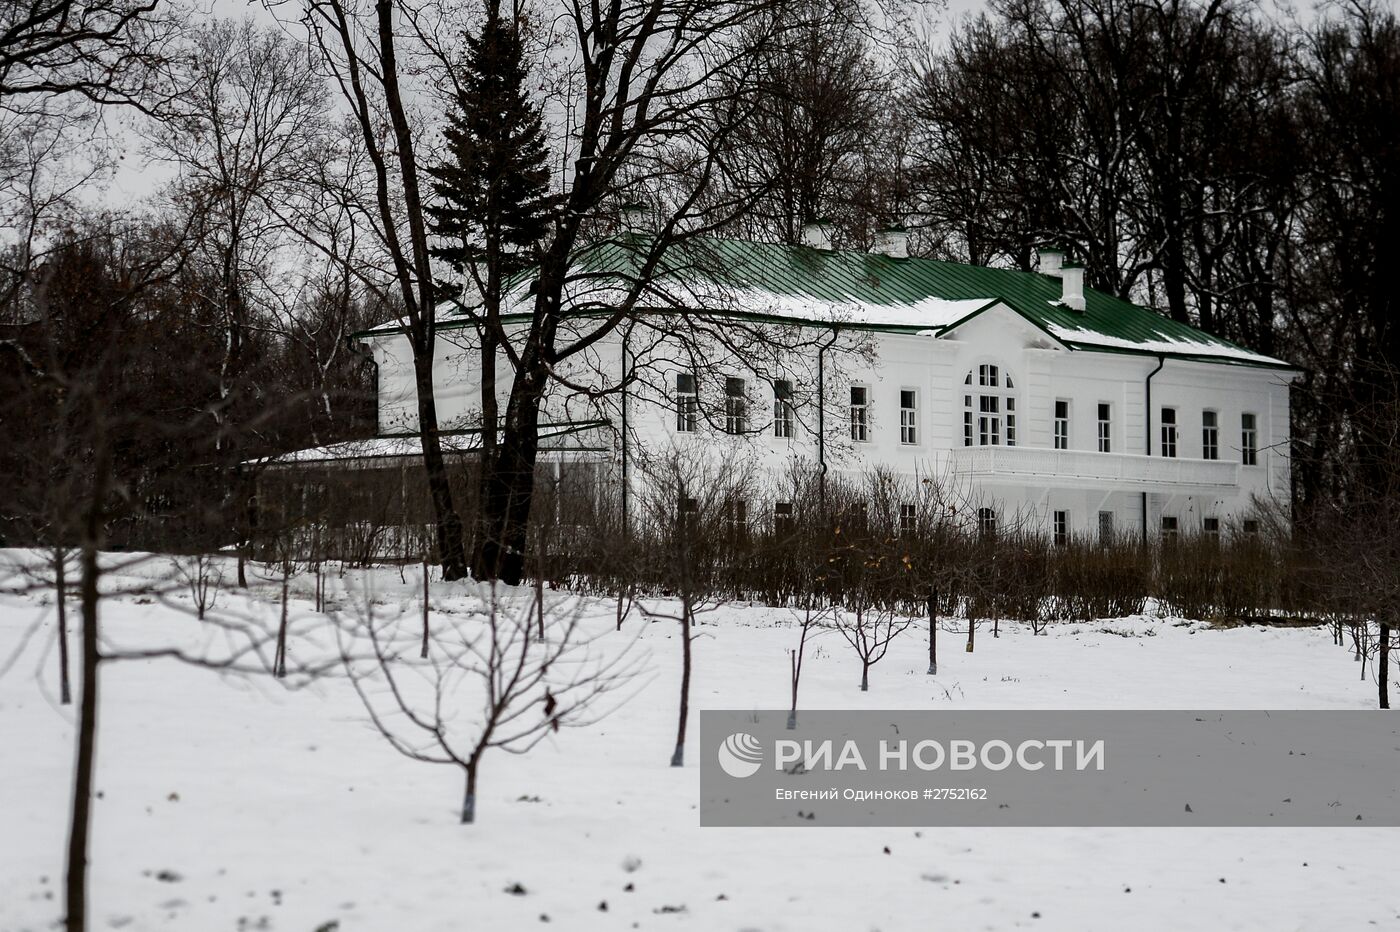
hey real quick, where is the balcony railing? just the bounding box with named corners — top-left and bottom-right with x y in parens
top-left (949, 445), bottom-right (1239, 492)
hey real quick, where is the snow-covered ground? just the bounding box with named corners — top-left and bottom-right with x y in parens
top-left (2, 553), bottom-right (1397, 932)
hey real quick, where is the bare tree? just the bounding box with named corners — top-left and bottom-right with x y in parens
top-left (637, 449), bottom-right (755, 765)
top-left (339, 579), bottom-right (630, 822)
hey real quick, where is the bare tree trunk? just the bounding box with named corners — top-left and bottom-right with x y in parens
top-left (671, 596), bottom-right (693, 767)
top-left (1380, 622), bottom-right (1391, 710)
top-left (788, 648), bottom-right (799, 730)
top-left (462, 757), bottom-right (480, 824)
top-left (615, 583), bottom-right (630, 631)
top-left (927, 587), bottom-right (938, 676)
top-left (860, 660), bottom-right (870, 692)
top-left (478, 367), bottom-right (546, 585)
top-left (274, 563), bottom-right (289, 678)
top-left (66, 434), bottom-right (110, 932)
top-left (420, 555), bottom-right (431, 659)
top-left (57, 550), bottom-right (71, 705)
top-left (412, 353), bottom-right (469, 581)
top-left (966, 615), bottom-right (975, 653)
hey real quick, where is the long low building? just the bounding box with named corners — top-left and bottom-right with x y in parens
top-left (310, 220), bottom-right (1298, 546)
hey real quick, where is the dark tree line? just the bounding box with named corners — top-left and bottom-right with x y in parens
top-left (760, 0), bottom-right (1399, 523)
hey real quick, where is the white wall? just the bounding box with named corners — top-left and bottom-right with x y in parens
top-left (362, 304), bottom-right (1296, 540)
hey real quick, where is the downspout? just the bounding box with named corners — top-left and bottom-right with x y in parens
top-left (1142, 354), bottom-right (1166, 544)
top-left (620, 328), bottom-right (630, 532)
top-left (817, 326), bottom-right (840, 516)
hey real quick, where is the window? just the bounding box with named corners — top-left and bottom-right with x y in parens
top-left (964, 365), bottom-right (1017, 447)
top-left (1161, 407), bottom-right (1178, 458)
top-left (724, 377), bottom-right (747, 434)
top-left (1241, 413), bottom-right (1258, 466)
top-left (678, 495), bottom-right (699, 530)
top-left (900, 503), bottom-right (917, 536)
top-left (1098, 510), bottom-right (1115, 544)
top-left (1053, 510), bottom-right (1069, 547)
top-left (977, 507), bottom-right (998, 539)
top-left (900, 389), bottom-right (918, 445)
top-left (1097, 403), bottom-right (1112, 453)
top-left (675, 373), bottom-right (697, 433)
top-left (1160, 515), bottom-right (1179, 542)
top-left (774, 501), bottom-right (795, 535)
top-left (726, 499), bottom-right (748, 540)
top-left (1054, 400), bottom-right (1070, 450)
top-left (773, 379), bottom-right (794, 439)
top-left (1241, 519), bottom-right (1260, 537)
top-left (1202, 410), bottom-right (1219, 461)
top-left (849, 386), bottom-right (869, 442)
top-left (840, 502), bottom-right (868, 537)
top-left (1203, 517), bottom-right (1220, 538)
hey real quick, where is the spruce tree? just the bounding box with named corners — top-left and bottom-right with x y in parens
top-left (427, 9), bottom-right (556, 298)
top-left (427, 9), bottom-right (556, 575)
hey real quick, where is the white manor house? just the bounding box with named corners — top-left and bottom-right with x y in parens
top-left (291, 221), bottom-right (1298, 544)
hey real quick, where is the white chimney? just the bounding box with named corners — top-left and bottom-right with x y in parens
top-left (874, 226), bottom-right (908, 259)
top-left (1060, 263), bottom-right (1086, 312)
top-left (800, 219), bottom-right (834, 251)
top-left (1039, 248), bottom-right (1064, 277)
top-left (619, 201), bottom-right (650, 233)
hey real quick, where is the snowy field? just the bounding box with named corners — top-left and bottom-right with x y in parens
top-left (2, 552), bottom-right (1398, 932)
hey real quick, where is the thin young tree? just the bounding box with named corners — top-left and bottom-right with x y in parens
top-left (340, 579), bottom-right (631, 822)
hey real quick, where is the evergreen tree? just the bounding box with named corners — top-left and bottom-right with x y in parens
top-left (426, 8), bottom-right (556, 575)
top-left (427, 9), bottom-right (556, 301)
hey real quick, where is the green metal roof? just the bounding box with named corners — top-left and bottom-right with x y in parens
top-left (363, 234), bottom-right (1295, 370)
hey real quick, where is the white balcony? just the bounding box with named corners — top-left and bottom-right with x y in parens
top-left (949, 445), bottom-right (1239, 493)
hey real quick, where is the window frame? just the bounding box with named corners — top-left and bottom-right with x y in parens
top-left (1202, 409), bottom-right (1219, 461)
top-left (963, 363), bottom-right (1018, 448)
top-left (1097, 402), bottom-right (1112, 453)
top-left (773, 379), bottom-right (795, 439)
top-left (1053, 509), bottom-right (1069, 547)
top-left (1098, 510), bottom-right (1115, 545)
top-left (1241, 412), bottom-right (1258, 466)
top-left (1053, 399), bottom-right (1070, 450)
top-left (899, 388), bottom-right (919, 445)
top-left (675, 372), bottom-right (698, 433)
top-left (724, 376), bottom-right (748, 435)
top-left (849, 384), bottom-right (870, 443)
top-left (899, 503), bottom-right (917, 537)
top-left (1161, 407), bottom-right (1178, 458)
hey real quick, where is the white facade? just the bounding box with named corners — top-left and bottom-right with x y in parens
top-left (359, 245), bottom-right (1298, 543)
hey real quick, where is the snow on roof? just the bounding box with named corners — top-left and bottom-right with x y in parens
top-left (361, 235), bottom-right (1296, 370)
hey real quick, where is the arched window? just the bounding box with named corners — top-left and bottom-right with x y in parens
top-left (963, 363), bottom-right (1017, 447)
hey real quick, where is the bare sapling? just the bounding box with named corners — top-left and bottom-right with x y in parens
top-left (835, 601), bottom-right (911, 692)
top-left (340, 580), bottom-right (632, 823)
top-left (172, 553), bottom-right (224, 621)
top-left (927, 587), bottom-right (938, 675)
top-left (787, 598), bottom-right (831, 729)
